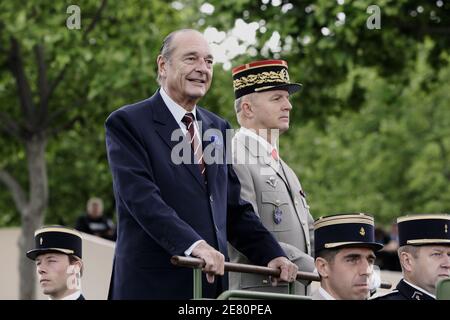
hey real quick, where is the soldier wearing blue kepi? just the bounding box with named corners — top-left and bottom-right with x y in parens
top-left (26, 226), bottom-right (85, 300)
top-left (376, 214), bottom-right (450, 300)
top-left (311, 213), bottom-right (384, 300)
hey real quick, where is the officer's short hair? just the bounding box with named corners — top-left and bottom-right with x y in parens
top-left (234, 97), bottom-right (243, 114)
top-left (316, 248), bottom-right (339, 262)
top-left (398, 245), bottom-right (420, 259)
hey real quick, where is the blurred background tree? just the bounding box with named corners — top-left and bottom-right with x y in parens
top-left (1, 0), bottom-right (449, 298)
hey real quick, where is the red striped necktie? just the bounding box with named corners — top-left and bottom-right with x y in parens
top-left (181, 113), bottom-right (206, 178)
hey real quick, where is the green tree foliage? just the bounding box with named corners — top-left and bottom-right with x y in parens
top-left (282, 40), bottom-right (450, 223)
top-left (202, 0), bottom-right (450, 119)
top-left (1, 0), bottom-right (449, 233)
top-left (200, 0), bottom-right (450, 224)
top-left (0, 0), bottom-right (197, 227)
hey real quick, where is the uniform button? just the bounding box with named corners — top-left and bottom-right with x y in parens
top-left (210, 195), bottom-right (213, 202)
top-left (295, 201), bottom-right (299, 206)
top-left (275, 200), bottom-right (280, 205)
top-left (301, 221), bottom-right (306, 226)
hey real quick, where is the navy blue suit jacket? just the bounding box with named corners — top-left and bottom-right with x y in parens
top-left (105, 90), bottom-right (285, 299)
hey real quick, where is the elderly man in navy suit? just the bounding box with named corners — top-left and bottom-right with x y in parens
top-left (105, 29), bottom-right (298, 299)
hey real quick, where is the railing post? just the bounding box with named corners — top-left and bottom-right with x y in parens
top-left (193, 268), bottom-right (202, 299)
top-left (288, 281), bottom-right (295, 295)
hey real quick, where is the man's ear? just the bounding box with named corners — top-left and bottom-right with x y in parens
top-left (241, 98), bottom-right (254, 119)
top-left (157, 55), bottom-right (166, 80)
top-left (315, 257), bottom-right (330, 278)
top-left (399, 251), bottom-right (413, 273)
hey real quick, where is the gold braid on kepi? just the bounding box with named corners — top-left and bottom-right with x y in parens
top-left (231, 59), bottom-right (302, 99)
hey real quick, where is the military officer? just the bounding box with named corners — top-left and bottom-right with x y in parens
top-left (311, 213), bottom-right (383, 300)
top-left (26, 225), bottom-right (85, 300)
top-left (376, 213), bottom-right (450, 300)
top-left (228, 59), bottom-right (315, 295)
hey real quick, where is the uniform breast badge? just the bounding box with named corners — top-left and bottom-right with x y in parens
top-left (273, 207), bottom-right (283, 224)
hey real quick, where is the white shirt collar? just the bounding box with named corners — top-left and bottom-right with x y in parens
top-left (403, 279), bottom-right (436, 299)
top-left (318, 286), bottom-right (336, 300)
top-left (160, 87), bottom-right (198, 129)
top-left (238, 127), bottom-right (278, 155)
top-left (49, 290), bottom-right (82, 300)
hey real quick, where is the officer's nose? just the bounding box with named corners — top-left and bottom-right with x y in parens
top-left (360, 260), bottom-right (373, 276)
top-left (442, 253), bottom-right (450, 268)
top-left (37, 264), bottom-right (46, 275)
top-left (283, 97), bottom-right (293, 111)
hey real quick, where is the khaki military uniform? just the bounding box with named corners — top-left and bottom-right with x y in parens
top-left (228, 128), bottom-right (315, 295)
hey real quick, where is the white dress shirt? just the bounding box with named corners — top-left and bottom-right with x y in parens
top-left (318, 286), bottom-right (336, 300)
top-left (49, 290), bottom-right (82, 300)
top-left (159, 87), bottom-right (205, 256)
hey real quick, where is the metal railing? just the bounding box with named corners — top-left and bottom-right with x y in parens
top-left (171, 255), bottom-right (392, 299)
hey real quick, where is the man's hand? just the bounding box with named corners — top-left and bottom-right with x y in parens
top-left (267, 256), bottom-right (298, 287)
top-left (191, 241), bottom-right (225, 283)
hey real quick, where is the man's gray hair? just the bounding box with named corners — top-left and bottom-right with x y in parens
top-left (234, 97), bottom-right (243, 114)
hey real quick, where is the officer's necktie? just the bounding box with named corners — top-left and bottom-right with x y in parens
top-left (181, 113), bottom-right (206, 178)
top-left (271, 148), bottom-right (279, 161)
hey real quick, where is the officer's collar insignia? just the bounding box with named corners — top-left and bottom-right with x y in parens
top-left (360, 227), bottom-right (366, 236)
top-left (412, 291), bottom-right (423, 300)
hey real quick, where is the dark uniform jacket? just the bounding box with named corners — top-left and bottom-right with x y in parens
top-left (376, 279), bottom-right (435, 300)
